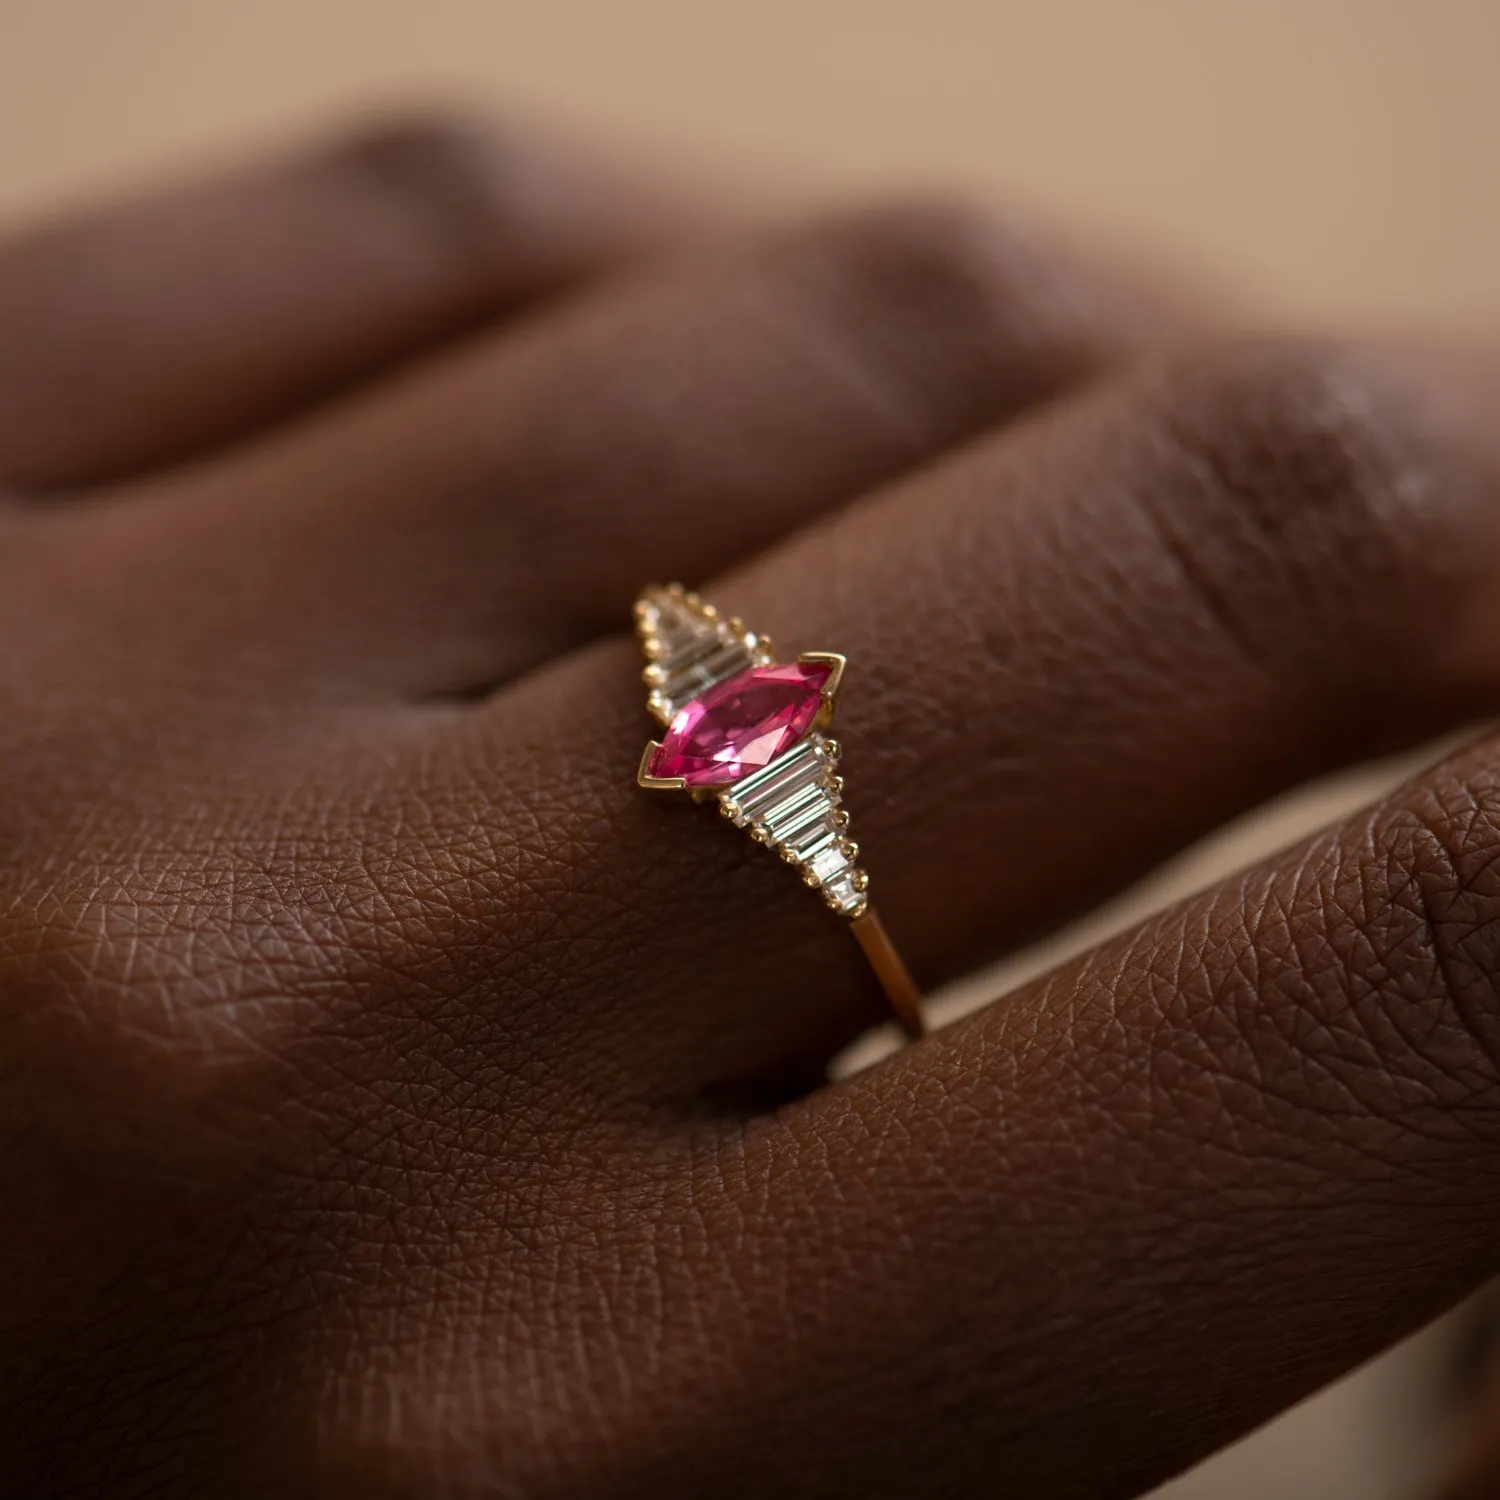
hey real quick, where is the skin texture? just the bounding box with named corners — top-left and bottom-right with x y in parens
top-left (3, 111), bottom-right (1500, 1497)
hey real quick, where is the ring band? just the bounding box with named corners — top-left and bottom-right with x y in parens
top-left (634, 583), bottom-right (924, 1039)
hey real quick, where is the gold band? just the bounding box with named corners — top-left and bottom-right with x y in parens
top-left (850, 909), bottom-right (925, 1039)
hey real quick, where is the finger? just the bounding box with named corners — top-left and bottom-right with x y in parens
top-left (1434, 1369), bottom-right (1500, 1500)
top-left (124, 200), bottom-right (1174, 695)
top-left (0, 111), bottom-right (733, 490)
top-left (426, 338), bottom-right (1500, 1097)
top-left (683, 729), bottom-right (1500, 1500)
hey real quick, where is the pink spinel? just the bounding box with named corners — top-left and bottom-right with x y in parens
top-left (650, 662), bottom-right (832, 788)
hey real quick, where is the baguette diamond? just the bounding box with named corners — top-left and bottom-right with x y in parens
top-left (726, 731), bottom-right (864, 914)
top-left (635, 583), bottom-right (772, 722)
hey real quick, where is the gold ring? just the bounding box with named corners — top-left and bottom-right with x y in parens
top-left (634, 583), bottom-right (924, 1039)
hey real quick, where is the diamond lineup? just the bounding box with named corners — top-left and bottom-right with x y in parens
top-left (633, 583), bottom-right (924, 1037)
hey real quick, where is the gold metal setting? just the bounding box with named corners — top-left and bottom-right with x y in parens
top-left (636, 742), bottom-right (686, 793)
top-left (633, 582), bottom-right (925, 1040)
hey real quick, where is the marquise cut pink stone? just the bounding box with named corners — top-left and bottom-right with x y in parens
top-left (650, 661), bottom-right (832, 788)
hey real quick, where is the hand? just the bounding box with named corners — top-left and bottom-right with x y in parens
top-left (4, 111), bottom-right (1500, 1499)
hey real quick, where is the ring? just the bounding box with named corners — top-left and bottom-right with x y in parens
top-left (634, 583), bottom-right (925, 1039)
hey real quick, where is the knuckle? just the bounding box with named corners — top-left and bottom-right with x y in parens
top-left (1158, 339), bottom-right (1427, 527)
top-left (1364, 762), bottom-right (1500, 1094)
top-left (1143, 753), bottom-right (1500, 1164)
top-left (321, 107), bottom-right (511, 257)
top-left (1140, 337), bottom-right (1471, 690)
top-left (813, 195), bottom-right (1016, 291)
top-left (1243, 751), bottom-right (1500, 1126)
top-left (789, 195), bottom-right (1093, 393)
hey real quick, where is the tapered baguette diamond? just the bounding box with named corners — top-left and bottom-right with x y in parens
top-left (714, 729), bottom-right (864, 913)
top-left (726, 739), bottom-right (825, 821)
top-left (762, 781), bottom-right (827, 839)
top-left (638, 584), bottom-right (775, 722)
top-left (823, 871), bottom-right (864, 914)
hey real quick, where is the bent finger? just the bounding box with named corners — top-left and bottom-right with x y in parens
top-left (708, 730), bottom-right (1500, 1499)
top-left (0, 111), bottom-right (732, 490)
top-left (117, 199), bottom-right (1176, 696)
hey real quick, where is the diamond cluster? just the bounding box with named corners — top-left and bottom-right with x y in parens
top-left (637, 584), bottom-right (772, 724)
top-left (719, 734), bottom-right (866, 915)
top-left (635, 584), bottom-right (870, 918)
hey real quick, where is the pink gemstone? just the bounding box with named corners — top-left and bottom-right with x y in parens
top-left (650, 662), bottom-right (832, 788)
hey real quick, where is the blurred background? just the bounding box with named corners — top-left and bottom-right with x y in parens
top-left (2, 3), bottom-right (1496, 1495)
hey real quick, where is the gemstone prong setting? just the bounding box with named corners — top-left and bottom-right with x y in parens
top-left (637, 742), bottom-right (687, 792)
top-left (632, 584), bottom-right (923, 1036)
top-left (797, 650), bottom-right (846, 698)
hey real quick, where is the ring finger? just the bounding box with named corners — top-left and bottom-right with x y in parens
top-left (430, 335), bottom-right (1500, 1093)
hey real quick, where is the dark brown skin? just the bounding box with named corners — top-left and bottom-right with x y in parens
top-left (4, 110), bottom-right (1500, 1498)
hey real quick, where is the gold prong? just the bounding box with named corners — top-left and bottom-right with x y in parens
top-left (637, 743), bottom-right (687, 792)
top-left (833, 809), bottom-right (851, 830)
top-left (840, 839), bottom-right (860, 860)
top-left (727, 616), bottom-right (745, 634)
top-left (822, 738), bottom-right (842, 761)
top-left (755, 633), bottom-right (775, 658)
top-left (804, 870), bottom-right (821, 888)
top-left (748, 826), bottom-right (769, 844)
top-left (699, 602), bottom-right (719, 621)
top-left (828, 774), bottom-right (845, 794)
top-left (642, 663), bottom-right (667, 687)
top-left (798, 651), bottom-right (846, 699)
top-left (779, 845), bottom-right (799, 864)
top-left (852, 870), bottom-right (870, 891)
top-left (642, 637), bottom-right (667, 661)
top-left (666, 582), bottom-right (686, 598)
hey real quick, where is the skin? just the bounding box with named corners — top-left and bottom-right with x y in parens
top-left (2, 110), bottom-right (1500, 1498)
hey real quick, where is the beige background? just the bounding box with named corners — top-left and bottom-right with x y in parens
top-left (1, 2), bottom-right (1496, 1496)
top-left (3, 1), bottom-right (1498, 331)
